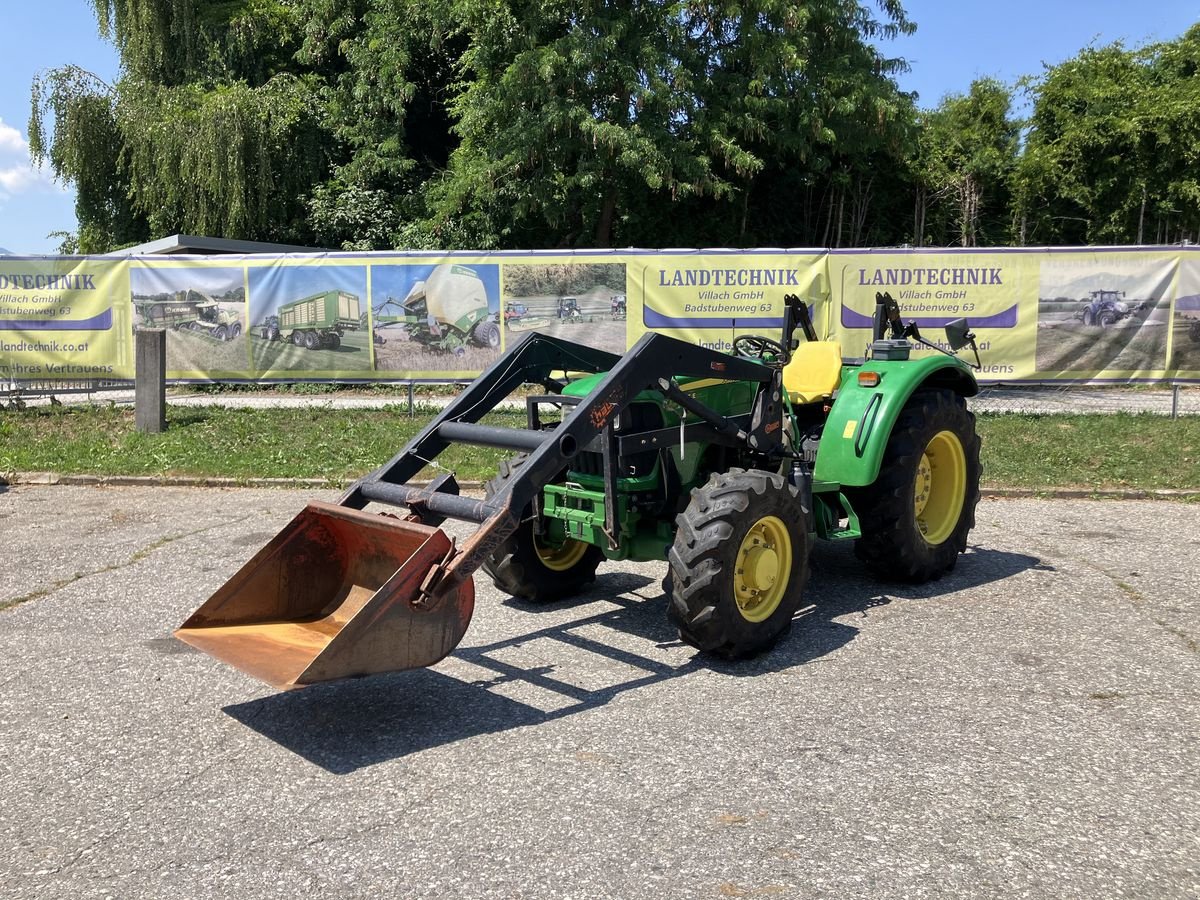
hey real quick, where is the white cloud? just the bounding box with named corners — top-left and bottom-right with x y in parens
top-left (0, 117), bottom-right (57, 200)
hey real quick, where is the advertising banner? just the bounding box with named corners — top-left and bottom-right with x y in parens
top-left (0, 257), bottom-right (132, 381)
top-left (3, 246), bottom-right (1199, 385)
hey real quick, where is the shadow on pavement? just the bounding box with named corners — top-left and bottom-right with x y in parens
top-left (224, 542), bottom-right (1043, 774)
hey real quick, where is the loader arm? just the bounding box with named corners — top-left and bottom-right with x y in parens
top-left (342, 331), bottom-right (778, 602)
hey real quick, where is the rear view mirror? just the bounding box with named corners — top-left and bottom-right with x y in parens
top-left (945, 318), bottom-right (972, 351)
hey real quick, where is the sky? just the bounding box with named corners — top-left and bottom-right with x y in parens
top-left (0, 1), bottom-right (1198, 255)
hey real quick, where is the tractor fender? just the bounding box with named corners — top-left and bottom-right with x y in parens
top-left (813, 356), bottom-right (978, 488)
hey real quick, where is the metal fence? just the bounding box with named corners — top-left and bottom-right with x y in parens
top-left (4, 376), bottom-right (1200, 418)
top-left (968, 383), bottom-right (1200, 417)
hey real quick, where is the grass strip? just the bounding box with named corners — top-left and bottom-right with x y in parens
top-left (2, 405), bottom-right (1198, 492)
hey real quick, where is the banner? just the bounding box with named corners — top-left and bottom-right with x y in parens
top-left (3, 246), bottom-right (1198, 384)
top-left (0, 258), bottom-right (131, 380)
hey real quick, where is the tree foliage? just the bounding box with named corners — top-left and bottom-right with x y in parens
top-left (28, 4), bottom-right (1200, 252)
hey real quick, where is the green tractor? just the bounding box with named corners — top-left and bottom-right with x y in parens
top-left (177, 292), bottom-right (983, 689)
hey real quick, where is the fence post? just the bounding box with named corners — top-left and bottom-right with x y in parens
top-left (135, 329), bottom-right (166, 433)
top-left (1171, 383), bottom-right (1180, 420)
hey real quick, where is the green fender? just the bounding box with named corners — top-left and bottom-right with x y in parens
top-left (813, 355), bottom-right (978, 488)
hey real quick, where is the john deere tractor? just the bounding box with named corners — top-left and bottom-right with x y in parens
top-left (177, 292), bottom-right (983, 690)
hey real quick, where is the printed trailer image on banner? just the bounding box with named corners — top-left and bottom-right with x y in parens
top-left (1, 258), bottom-right (131, 380)
top-left (130, 265), bottom-right (247, 377)
top-left (246, 264), bottom-right (371, 376)
top-left (371, 262), bottom-right (501, 374)
top-left (1171, 256), bottom-right (1200, 374)
top-left (500, 261), bottom-right (628, 357)
top-left (1034, 253), bottom-right (1175, 378)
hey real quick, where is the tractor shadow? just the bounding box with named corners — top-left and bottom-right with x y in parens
top-left (224, 543), bottom-right (1043, 774)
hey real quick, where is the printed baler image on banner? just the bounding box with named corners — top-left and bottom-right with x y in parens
top-left (247, 264), bottom-right (372, 375)
top-left (371, 262), bottom-right (501, 373)
top-left (130, 266), bottom-right (246, 377)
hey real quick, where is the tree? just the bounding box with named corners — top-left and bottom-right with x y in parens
top-left (31, 0), bottom-right (334, 252)
top-left (425, 0), bottom-right (916, 249)
top-left (1016, 27), bottom-right (1200, 245)
top-left (910, 78), bottom-right (1019, 247)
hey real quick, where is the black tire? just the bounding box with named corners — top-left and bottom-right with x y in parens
top-left (844, 389), bottom-right (981, 583)
top-left (481, 455), bottom-right (604, 602)
top-left (474, 320), bottom-right (501, 349)
top-left (213, 324), bottom-right (228, 341)
top-left (230, 322), bottom-right (242, 339)
top-left (1097, 309), bottom-right (1117, 328)
top-left (667, 468), bottom-right (810, 659)
top-left (303, 330), bottom-right (320, 350)
top-left (291, 330), bottom-right (303, 346)
top-left (268, 325), bottom-right (280, 342)
top-left (325, 332), bottom-right (341, 350)
top-left (1082, 307), bottom-right (1095, 326)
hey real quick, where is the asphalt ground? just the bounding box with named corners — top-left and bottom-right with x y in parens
top-left (0, 485), bottom-right (1197, 899)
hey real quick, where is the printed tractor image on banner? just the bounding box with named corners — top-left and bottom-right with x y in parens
top-left (637, 253), bottom-right (830, 352)
top-left (1032, 252), bottom-right (1176, 379)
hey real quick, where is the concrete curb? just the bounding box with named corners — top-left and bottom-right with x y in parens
top-left (2, 472), bottom-right (1197, 500)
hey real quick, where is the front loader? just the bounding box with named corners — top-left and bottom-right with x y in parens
top-left (177, 293), bottom-right (983, 690)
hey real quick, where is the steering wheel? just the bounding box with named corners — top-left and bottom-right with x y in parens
top-left (733, 334), bottom-right (785, 360)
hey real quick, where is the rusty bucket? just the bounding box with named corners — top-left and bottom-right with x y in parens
top-left (175, 501), bottom-right (474, 690)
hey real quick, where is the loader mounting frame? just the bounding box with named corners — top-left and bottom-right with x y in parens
top-left (340, 331), bottom-right (786, 603)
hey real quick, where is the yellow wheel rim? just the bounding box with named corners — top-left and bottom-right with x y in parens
top-left (534, 536), bottom-right (588, 572)
top-left (914, 430), bottom-right (967, 545)
top-left (733, 516), bottom-right (792, 623)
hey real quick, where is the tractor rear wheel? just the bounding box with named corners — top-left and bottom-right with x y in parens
top-left (845, 389), bottom-right (980, 583)
top-left (230, 322), bottom-right (242, 338)
top-left (668, 468), bottom-right (809, 659)
top-left (481, 455), bottom-right (604, 602)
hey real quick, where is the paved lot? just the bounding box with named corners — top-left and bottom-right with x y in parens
top-left (0, 485), bottom-right (1197, 899)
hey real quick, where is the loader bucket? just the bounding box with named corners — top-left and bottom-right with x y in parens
top-left (175, 501), bottom-right (474, 690)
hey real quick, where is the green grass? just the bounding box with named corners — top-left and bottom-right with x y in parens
top-left (2, 405), bottom-right (1198, 491)
top-left (976, 412), bottom-right (1200, 491)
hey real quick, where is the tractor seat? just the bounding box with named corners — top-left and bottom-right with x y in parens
top-left (782, 340), bottom-right (844, 404)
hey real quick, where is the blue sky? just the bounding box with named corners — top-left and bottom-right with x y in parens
top-left (0, 1), bottom-right (1197, 255)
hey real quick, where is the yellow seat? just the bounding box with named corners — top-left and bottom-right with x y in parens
top-left (782, 341), bottom-right (844, 404)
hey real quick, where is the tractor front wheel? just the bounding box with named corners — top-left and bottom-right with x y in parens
top-left (481, 455), bottom-right (604, 602)
top-left (845, 390), bottom-right (981, 583)
top-left (668, 468), bottom-right (810, 659)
